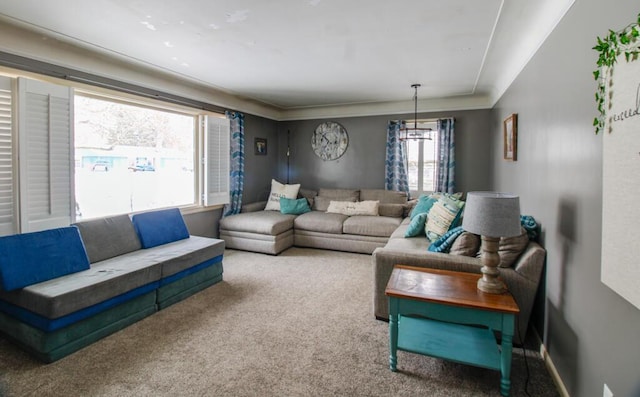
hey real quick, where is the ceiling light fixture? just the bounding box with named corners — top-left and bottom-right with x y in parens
top-left (398, 84), bottom-right (433, 141)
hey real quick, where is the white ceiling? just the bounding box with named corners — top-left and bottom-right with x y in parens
top-left (0, 0), bottom-right (574, 119)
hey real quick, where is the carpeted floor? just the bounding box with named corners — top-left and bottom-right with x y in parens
top-left (0, 248), bottom-right (559, 396)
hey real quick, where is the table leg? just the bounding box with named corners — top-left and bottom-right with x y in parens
top-left (389, 312), bottom-right (398, 372)
top-left (500, 330), bottom-right (514, 396)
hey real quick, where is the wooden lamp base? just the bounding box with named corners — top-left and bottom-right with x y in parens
top-left (477, 236), bottom-right (507, 294)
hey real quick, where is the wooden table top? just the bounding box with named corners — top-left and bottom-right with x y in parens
top-left (385, 265), bottom-right (520, 314)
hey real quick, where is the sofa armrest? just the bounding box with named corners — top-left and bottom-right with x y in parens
top-left (512, 241), bottom-right (546, 284)
top-left (241, 201), bottom-right (267, 213)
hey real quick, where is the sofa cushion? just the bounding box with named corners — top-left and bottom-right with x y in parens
top-left (343, 216), bottom-right (402, 237)
top-left (317, 188), bottom-right (360, 202)
top-left (264, 179), bottom-right (301, 211)
top-left (220, 211), bottom-right (296, 235)
top-left (327, 200), bottom-right (379, 216)
top-left (280, 197), bottom-right (311, 215)
top-left (359, 189), bottom-right (407, 204)
top-left (313, 196), bottom-right (356, 211)
top-left (498, 227), bottom-right (529, 267)
top-left (132, 208), bottom-right (190, 249)
top-left (0, 227), bottom-right (90, 291)
top-left (378, 203), bottom-right (405, 218)
top-left (74, 215), bottom-right (142, 263)
top-left (294, 212), bottom-right (348, 234)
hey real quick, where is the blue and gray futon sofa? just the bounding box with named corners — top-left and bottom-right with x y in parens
top-left (0, 208), bottom-right (225, 363)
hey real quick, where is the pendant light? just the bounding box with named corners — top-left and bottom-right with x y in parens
top-left (398, 84), bottom-right (433, 140)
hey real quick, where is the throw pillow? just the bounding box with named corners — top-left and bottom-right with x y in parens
top-left (498, 227), bottom-right (529, 267)
top-left (280, 197), bottom-right (311, 215)
top-left (264, 179), bottom-right (301, 211)
top-left (326, 200), bottom-right (379, 216)
top-left (410, 194), bottom-right (438, 220)
top-left (425, 195), bottom-right (465, 242)
top-left (404, 212), bottom-right (428, 237)
top-left (449, 232), bottom-right (481, 257)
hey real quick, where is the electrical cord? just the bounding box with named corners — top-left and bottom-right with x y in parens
top-left (517, 325), bottom-right (532, 397)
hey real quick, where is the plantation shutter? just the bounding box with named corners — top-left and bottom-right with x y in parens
top-left (18, 78), bottom-right (74, 232)
top-left (0, 76), bottom-right (15, 236)
top-left (203, 115), bottom-right (230, 206)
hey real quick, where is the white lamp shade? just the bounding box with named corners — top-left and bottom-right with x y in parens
top-left (462, 192), bottom-right (521, 238)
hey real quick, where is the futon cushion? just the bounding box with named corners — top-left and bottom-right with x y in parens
top-left (0, 227), bottom-right (90, 291)
top-left (74, 215), bottom-right (142, 263)
top-left (132, 208), bottom-right (190, 249)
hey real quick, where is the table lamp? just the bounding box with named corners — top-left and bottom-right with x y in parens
top-left (462, 192), bottom-right (521, 294)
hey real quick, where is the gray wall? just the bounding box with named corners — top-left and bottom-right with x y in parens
top-left (278, 109), bottom-right (492, 194)
top-left (492, 1), bottom-right (640, 395)
top-left (242, 114), bottom-right (280, 203)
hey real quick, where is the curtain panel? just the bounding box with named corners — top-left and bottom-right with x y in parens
top-left (223, 111), bottom-right (245, 217)
top-left (435, 118), bottom-right (455, 194)
top-left (384, 121), bottom-right (409, 193)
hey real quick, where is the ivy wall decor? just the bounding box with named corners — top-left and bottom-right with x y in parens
top-left (596, 12), bottom-right (640, 310)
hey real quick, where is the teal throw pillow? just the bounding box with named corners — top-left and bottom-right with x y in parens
top-left (410, 194), bottom-right (439, 220)
top-left (404, 212), bottom-right (428, 237)
top-left (280, 197), bottom-right (311, 215)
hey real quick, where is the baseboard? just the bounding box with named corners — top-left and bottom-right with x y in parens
top-left (533, 329), bottom-right (570, 397)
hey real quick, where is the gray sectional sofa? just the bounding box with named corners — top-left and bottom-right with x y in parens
top-left (0, 208), bottom-right (225, 362)
top-left (220, 188), bottom-right (409, 255)
top-left (220, 187), bottom-right (546, 343)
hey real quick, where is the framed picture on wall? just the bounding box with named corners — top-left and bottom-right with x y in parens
top-left (503, 114), bottom-right (518, 161)
top-left (255, 138), bottom-right (267, 155)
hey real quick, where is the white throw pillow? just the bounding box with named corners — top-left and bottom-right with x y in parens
top-left (264, 179), bottom-right (301, 211)
top-left (326, 200), bottom-right (379, 216)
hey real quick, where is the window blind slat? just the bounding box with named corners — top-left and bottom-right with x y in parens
top-left (0, 76), bottom-right (14, 236)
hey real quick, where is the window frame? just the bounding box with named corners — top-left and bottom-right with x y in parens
top-left (405, 119), bottom-right (439, 197)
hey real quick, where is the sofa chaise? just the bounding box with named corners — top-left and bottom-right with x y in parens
top-left (0, 208), bottom-right (225, 362)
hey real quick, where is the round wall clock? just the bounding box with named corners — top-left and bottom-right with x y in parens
top-left (311, 121), bottom-right (349, 161)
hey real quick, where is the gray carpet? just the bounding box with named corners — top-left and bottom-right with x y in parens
top-left (0, 248), bottom-right (559, 396)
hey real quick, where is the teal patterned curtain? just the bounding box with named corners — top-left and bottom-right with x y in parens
top-left (223, 111), bottom-right (245, 217)
top-left (435, 118), bottom-right (455, 193)
top-left (384, 121), bottom-right (409, 193)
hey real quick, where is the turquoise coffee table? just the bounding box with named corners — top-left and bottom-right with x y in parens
top-left (385, 265), bottom-right (520, 397)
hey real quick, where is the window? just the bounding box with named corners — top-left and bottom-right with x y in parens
top-left (405, 120), bottom-right (438, 196)
top-left (0, 74), bottom-right (230, 235)
top-left (74, 95), bottom-right (198, 220)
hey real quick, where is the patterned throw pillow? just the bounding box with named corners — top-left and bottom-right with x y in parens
top-left (264, 179), bottom-right (301, 211)
top-left (425, 195), bottom-right (465, 242)
top-left (409, 194), bottom-right (439, 220)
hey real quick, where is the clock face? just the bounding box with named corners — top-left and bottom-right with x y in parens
top-left (311, 121), bottom-right (349, 161)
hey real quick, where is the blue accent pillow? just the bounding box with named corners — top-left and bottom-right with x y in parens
top-left (404, 212), bottom-right (428, 237)
top-left (410, 194), bottom-right (438, 220)
top-left (280, 197), bottom-right (311, 215)
top-left (132, 208), bottom-right (190, 249)
top-left (0, 227), bottom-right (90, 291)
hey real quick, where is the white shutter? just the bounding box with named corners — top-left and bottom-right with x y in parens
top-left (203, 115), bottom-right (230, 206)
top-left (18, 78), bottom-right (74, 232)
top-left (0, 76), bottom-right (16, 236)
